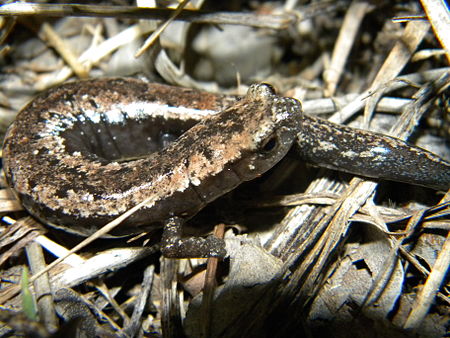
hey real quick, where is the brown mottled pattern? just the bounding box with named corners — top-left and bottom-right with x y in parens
top-left (3, 79), bottom-right (302, 236)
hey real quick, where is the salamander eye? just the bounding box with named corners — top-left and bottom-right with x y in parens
top-left (247, 83), bottom-right (277, 99)
top-left (261, 135), bottom-right (279, 153)
top-left (259, 83), bottom-right (276, 95)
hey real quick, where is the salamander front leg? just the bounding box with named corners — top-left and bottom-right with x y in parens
top-left (161, 217), bottom-right (227, 258)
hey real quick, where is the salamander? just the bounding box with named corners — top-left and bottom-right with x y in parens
top-left (2, 78), bottom-right (449, 257)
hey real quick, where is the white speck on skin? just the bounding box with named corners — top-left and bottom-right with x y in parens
top-left (341, 150), bottom-right (357, 158)
top-left (81, 193), bottom-right (94, 202)
top-left (318, 141), bottom-right (337, 151)
top-left (83, 109), bottom-right (101, 123)
top-left (370, 146), bottom-right (390, 154)
top-left (191, 177), bottom-right (201, 186)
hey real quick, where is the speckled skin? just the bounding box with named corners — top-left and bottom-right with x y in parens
top-left (2, 78), bottom-right (449, 238)
top-left (2, 78), bottom-right (301, 236)
top-left (297, 115), bottom-right (450, 190)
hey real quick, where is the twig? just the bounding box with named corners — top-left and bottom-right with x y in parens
top-left (0, 3), bottom-right (295, 29)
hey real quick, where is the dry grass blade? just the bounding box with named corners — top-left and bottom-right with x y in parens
top-left (122, 265), bottom-right (155, 336)
top-left (406, 229), bottom-right (450, 328)
top-left (0, 16), bottom-right (16, 48)
top-left (25, 241), bottom-right (58, 332)
top-left (160, 258), bottom-right (183, 337)
top-left (35, 23), bottom-right (155, 89)
top-left (364, 20), bottom-right (430, 126)
top-left (421, 0), bottom-right (450, 63)
top-left (0, 217), bottom-right (45, 268)
top-left (200, 223), bottom-right (225, 337)
top-left (296, 179), bottom-right (378, 299)
top-left (363, 208), bottom-right (427, 307)
top-left (0, 3), bottom-right (295, 29)
top-left (328, 67), bottom-right (450, 123)
top-left (52, 247), bottom-right (157, 289)
top-left (134, 0), bottom-right (190, 58)
top-left (0, 191), bottom-right (22, 213)
top-left (40, 23), bottom-right (88, 79)
top-left (403, 193), bottom-right (450, 329)
top-left (324, 1), bottom-right (371, 96)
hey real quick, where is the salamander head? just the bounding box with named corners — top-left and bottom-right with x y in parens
top-left (230, 83), bottom-right (303, 180)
